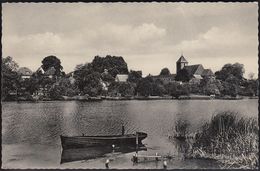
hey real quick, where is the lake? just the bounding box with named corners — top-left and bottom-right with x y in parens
top-left (2, 99), bottom-right (258, 169)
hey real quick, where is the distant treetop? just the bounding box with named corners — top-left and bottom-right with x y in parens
top-left (91, 55), bottom-right (129, 77)
top-left (41, 55), bottom-right (64, 76)
top-left (160, 68), bottom-right (171, 76)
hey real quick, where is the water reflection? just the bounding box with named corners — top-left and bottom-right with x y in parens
top-left (60, 144), bottom-right (147, 164)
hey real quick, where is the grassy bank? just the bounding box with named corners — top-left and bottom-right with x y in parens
top-left (174, 111), bottom-right (259, 169)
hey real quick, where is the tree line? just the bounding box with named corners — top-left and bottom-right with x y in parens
top-left (2, 55), bottom-right (258, 101)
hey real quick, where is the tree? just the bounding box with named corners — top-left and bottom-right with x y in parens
top-left (74, 63), bottom-right (102, 96)
top-left (56, 77), bottom-right (79, 97)
top-left (200, 77), bottom-right (223, 95)
top-left (221, 81), bottom-right (238, 97)
top-left (48, 84), bottom-right (64, 100)
top-left (118, 82), bottom-right (135, 97)
top-left (151, 79), bottom-right (166, 96)
top-left (166, 82), bottom-right (190, 98)
top-left (151, 82), bottom-right (166, 96)
top-left (248, 72), bottom-right (255, 80)
top-left (91, 55), bottom-right (129, 77)
top-left (2, 56), bottom-right (20, 100)
top-left (136, 76), bottom-right (153, 96)
top-left (128, 70), bottom-right (142, 83)
top-left (225, 75), bottom-right (240, 85)
top-left (175, 69), bottom-right (191, 82)
top-left (190, 82), bottom-right (201, 94)
top-left (2, 56), bottom-right (19, 72)
top-left (165, 82), bottom-right (177, 96)
top-left (215, 63), bottom-right (245, 81)
top-left (232, 63), bottom-right (245, 80)
top-left (242, 79), bottom-right (258, 96)
top-left (159, 68), bottom-right (170, 76)
top-left (101, 72), bottom-right (115, 83)
top-left (41, 55), bottom-right (64, 76)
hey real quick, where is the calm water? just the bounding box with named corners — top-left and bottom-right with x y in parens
top-left (2, 99), bottom-right (258, 169)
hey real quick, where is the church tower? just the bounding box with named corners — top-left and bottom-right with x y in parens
top-left (176, 54), bottom-right (188, 74)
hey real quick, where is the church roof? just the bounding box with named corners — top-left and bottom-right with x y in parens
top-left (177, 55), bottom-right (188, 63)
top-left (184, 64), bottom-right (204, 76)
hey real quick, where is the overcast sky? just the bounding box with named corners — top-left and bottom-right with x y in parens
top-left (2, 2), bottom-right (258, 78)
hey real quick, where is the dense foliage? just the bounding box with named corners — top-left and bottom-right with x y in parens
top-left (165, 82), bottom-right (190, 98)
top-left (159, 68), bottom-right (171, 76)
top-left (91, 55), bottom-right (129, 77)
top-left (175, 68), bottom-right (191, 82)
top-left (215, 63), bottom-right (245, 81)
top-left (41, 55), bottom-right (65, 76)
top-left (1, 55), bottom-right (258, 101)
top-left (2, 56), bottom-right (20, 100)
top-left (127, 70), bottom-right (142, 84)
top-left (74, 63), bottom-right (103, 96)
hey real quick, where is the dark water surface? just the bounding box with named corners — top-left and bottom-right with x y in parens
top-left (2, 99), bottom-right (258, 169)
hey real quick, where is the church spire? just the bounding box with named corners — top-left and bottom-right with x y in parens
top-left (176, 53), bottom-right (188, 74)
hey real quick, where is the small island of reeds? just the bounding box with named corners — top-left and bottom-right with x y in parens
top-left (172, 111), bottom-right (258, 169)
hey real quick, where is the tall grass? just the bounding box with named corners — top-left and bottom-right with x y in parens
top-left (175, 118), bottom-right (190, 137)
top-left (189, 111), bottom-right (258, 169)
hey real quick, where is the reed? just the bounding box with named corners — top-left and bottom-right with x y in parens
top-left (187, 111), bottom-right (258, 169)
top-left (175, 118), bottom-right (190, 137)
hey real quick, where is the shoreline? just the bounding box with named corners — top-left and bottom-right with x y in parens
top-left (2, 95), bottom-right (258, 102)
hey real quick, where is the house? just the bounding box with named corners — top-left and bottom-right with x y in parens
top-left (176, 55), bottom-right (214, 83)
top-left (115, 74), bottom-right (128, 82)
top-left (17, 67), bottom-right (33, 79)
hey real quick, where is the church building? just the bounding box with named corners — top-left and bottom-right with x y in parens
top-left (176, 55), bottom-right (214, 83)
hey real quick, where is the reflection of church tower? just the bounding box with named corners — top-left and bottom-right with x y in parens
top-left (176, 54), bottom-right (188, 74)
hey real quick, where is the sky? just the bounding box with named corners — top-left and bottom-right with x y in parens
top-left (2, 2), bottom-right (258, 78)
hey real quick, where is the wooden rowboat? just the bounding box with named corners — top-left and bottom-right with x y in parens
top-left (60, 132), bottom-right (147, 149)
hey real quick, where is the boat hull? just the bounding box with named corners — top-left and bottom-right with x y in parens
top-left (60, 132), bottom-right (147, 149)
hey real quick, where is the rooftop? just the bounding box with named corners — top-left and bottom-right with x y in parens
top-left (177, 55), bottom-right (188, 63)
top-left (115, 74), bottom-right (128, 82)
top-left (184, 64), bottom-right (204, 75)
top-left (18, 67), bottom-right (33, 76)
